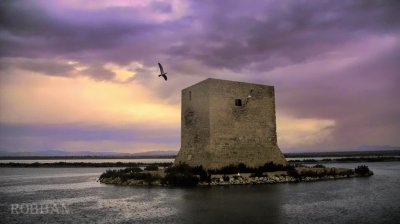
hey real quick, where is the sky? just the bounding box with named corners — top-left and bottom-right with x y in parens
top-left (0, 0), bottom-right (399, 154)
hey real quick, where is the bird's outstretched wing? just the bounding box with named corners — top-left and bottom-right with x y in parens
top-left (249, 89), bottom-right (253, 96)
top-left (158, 63), bottom-right (164, 74)
top-left (159, 74), bottom-right (168, 81)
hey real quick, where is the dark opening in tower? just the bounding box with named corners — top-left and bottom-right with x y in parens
top-left (235, 99), bottom-right (242, 106)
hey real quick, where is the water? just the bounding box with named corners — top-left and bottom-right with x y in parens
top-left (0, 158), bottom-right (174, 164)
top-left (0, 162), bottom-right (399, 224)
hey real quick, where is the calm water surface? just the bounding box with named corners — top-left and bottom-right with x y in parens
top-left (0, 162), bottom-right (399, 224)
top-left (0, 158), bottom-right (175, 164)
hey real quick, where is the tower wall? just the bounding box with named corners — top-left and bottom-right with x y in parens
top-left (175, 80), bottom-right (210, 167)
top-left (175, 78), bottom-right (287, 169)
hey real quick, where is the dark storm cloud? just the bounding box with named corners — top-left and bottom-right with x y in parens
top-left (273, 42), bottom-right (400, 148)
top-left (167, 0), bottom-right (400, 71)
top-left (2, 0), bottom-right (399, 75)
top-left (0, 57), bottom-right (76, 76)
top-left (0, 1), bottom-right (151, 80)
top-left (0, 0), bottom-right (160, 68)
top-left (276, 45), bottom-right (400, 120)
top-left (0, 57), bottom-right (116, 81)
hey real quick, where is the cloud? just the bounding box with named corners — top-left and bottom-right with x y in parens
top-left (271, 36), bottom-right (400, 148)
top-left (277, 115), bottom-right (335, 150)
top-left (165, 0), bottom-right (400, 71)
top-left (0, 123), bottom-right (179, 152)
top-left (0, 70), bottom-right (180, 127)
top-left (0, 57), bottom-right (77, 77)
top-left (2, 0), bottom-right (399, 67)
top-left (1, 0), bottom-right (400, 152)
top-left (0, 0), bottom-right (162, 62)
top-left (0, 57), bottom-right (119, 81)
top-left (3, 0), bottom-right (399, 79)
top-left (60, 140), bottom-right (179, 153)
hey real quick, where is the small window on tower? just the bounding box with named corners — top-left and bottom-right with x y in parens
top-left (235, 99), bottom-right (242, 106)
top-left (189, 91), bottom-right (191, 101)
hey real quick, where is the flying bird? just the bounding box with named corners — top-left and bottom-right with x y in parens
top-left (157, 62), bottom-right (167, 81)
top-left (245, 89), bottom-right (253, 105)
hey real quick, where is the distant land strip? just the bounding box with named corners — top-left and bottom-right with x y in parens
top-left (0, 157), bottom-right (399, 167)
top-left (284, 150), bottom-right (400, 158)
top-left (1, 150), bottom-right (399, 160)
top-left (289, 156), bottom-right (400, 163)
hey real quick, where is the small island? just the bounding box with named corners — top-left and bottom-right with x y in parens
top-left (99, 163), bottom-right (373, 187)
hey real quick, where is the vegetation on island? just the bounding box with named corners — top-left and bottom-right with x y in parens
top-left (162, 164), bottom-right (202, 186)
top-left (354, 165), bottom-right (374, 176)
top-left (100, 167), bottom-right (161, 185)
top-left (209, 162), bottom-right (286, 175)
top-left (144, 164), bottom-right (159, 171)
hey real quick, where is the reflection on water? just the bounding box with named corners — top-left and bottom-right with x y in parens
top-left (0, 163), bottom-right (399, 224)
top-left (176, 185), bottom-right (285, 224)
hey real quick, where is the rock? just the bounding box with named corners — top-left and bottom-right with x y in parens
top-left (152, 180), bottom-right (161, 186)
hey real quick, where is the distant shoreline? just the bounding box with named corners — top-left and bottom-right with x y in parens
top-left (0, 149), bottom-right (398, 160)
top-left (283, 150), bottom-right (400, 158)
top-left (0, 156), bottom-right (399, 167)
top-left (289, 156), bottom-right (400, 163)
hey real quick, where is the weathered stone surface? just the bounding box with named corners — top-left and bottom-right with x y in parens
top-left (175, 78), bottom-right (287, 169)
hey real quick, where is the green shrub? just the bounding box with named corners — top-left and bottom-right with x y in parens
top-left (190, 165), bottom-right (209, 182)
top-left (355, 165), bottom-right (373, 176)
top-left (162, 172), bottom-right (199, 187)
top-left (99, 169), bottom-right (120, 179)
top-left (124, 167), bottom-right (143, 173)
top-left (208, 162), bottom-right (287, 175)
top-left (165, 163), bottom-right (191, 173)
top-left (287, 165), bottom-right (299, 178)
top-left (144, 165), bottom-right (159, 171)
top-left (162, 163), bottom-right (202, 186)
top-left (100, 167), bottom-right (153, 182)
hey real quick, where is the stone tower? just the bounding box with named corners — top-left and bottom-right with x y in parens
top-left (174, 78), bottom-right (287, 169)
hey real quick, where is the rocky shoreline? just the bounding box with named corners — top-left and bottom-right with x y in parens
top-left (201, 174), bottom-right (359, 186)
top-left (99, 174), bottom-right (359, 186)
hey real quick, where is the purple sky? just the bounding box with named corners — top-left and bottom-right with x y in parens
top-left (1, 0), bottom-right (399, 153)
